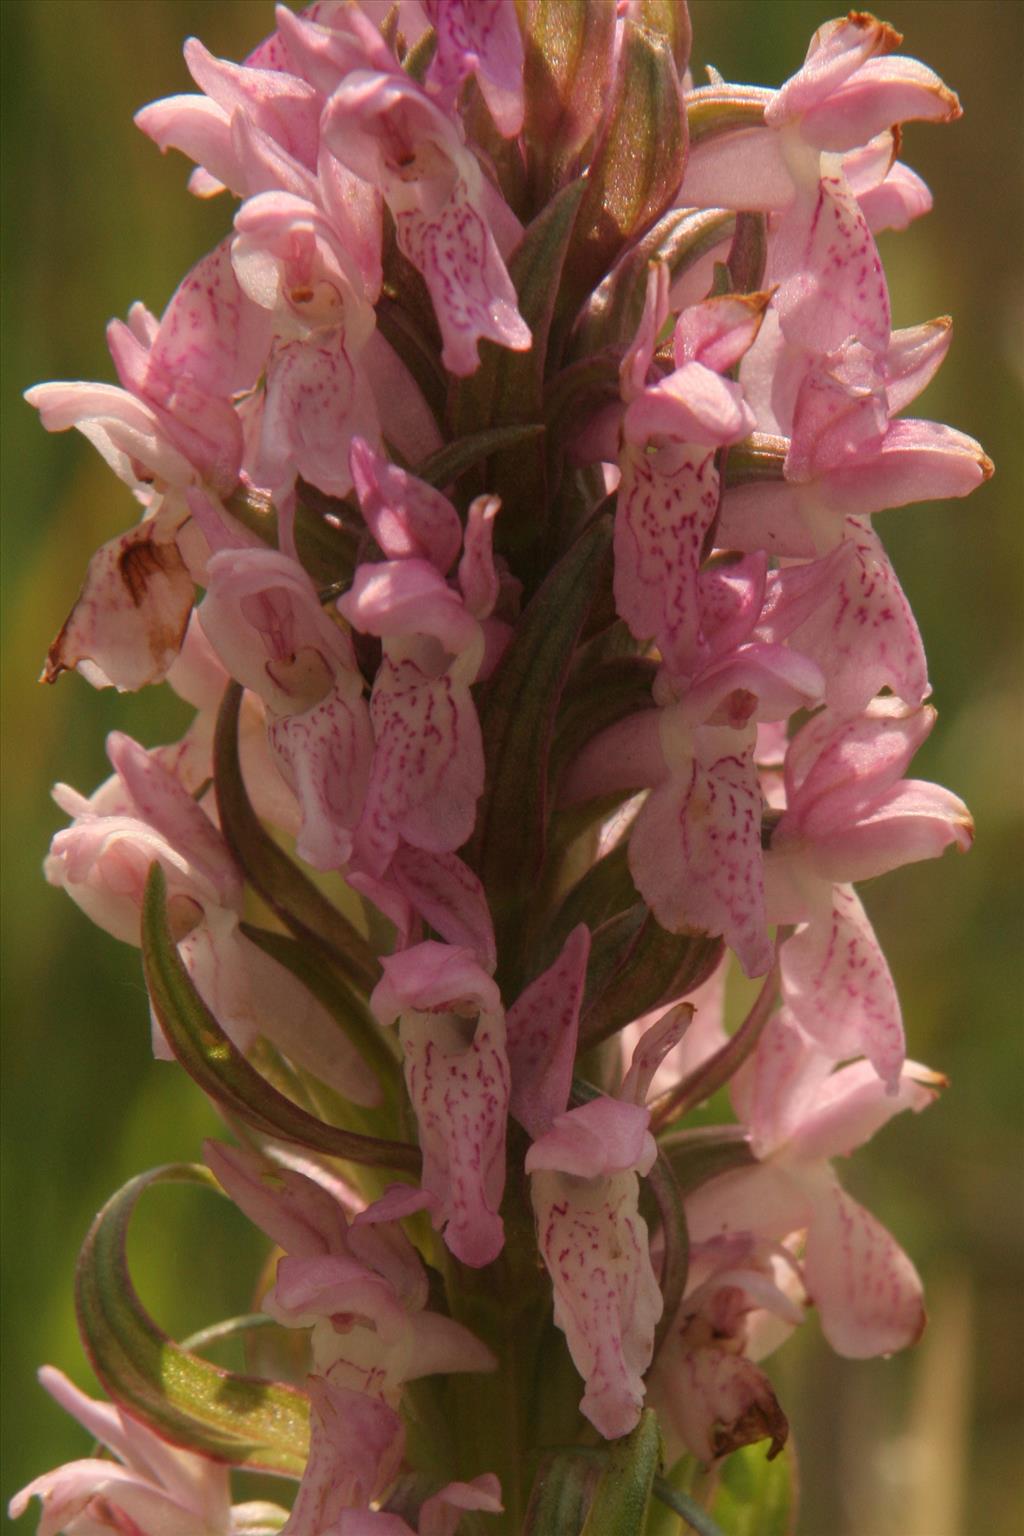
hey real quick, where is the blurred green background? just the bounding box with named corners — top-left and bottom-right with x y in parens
top-left (1, 3), bottom-right (1021, 1531)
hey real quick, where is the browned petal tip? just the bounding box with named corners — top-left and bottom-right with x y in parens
top-left (848, 12), bottom-right (905, 54)
top-left (712, 1393), bottom-right (790, 1462)
top-left (979, 452), bottom-right (995, 482)
top-left (940, 85), bottom-right (964, 122)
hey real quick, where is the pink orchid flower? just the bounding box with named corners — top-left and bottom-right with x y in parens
top-left (370, 944), bottom-right (510, 1267)
top-left (527, 1093), bottom-right (662, 1440)
top-left (199, 547), bottom-right (374, 870)
top-left (649, 1238), bottom-right (799, 1465)
top-left (765, 698), bottom-right (974, 923)
top-left (613, 268), bottom-right (767, 682)
top-left (422, 0), bottom-right (525, 137)
top-left (47, 733), bottom-right (380, 1106)
top-left (685, 1009), bottom-right (944, 1357)
top-left (321, 68), bottom-right (530, 375)
top-left (9, 1366), bottom-right (288, 1536)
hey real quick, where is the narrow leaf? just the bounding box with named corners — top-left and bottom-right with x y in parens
top-left (416, 423), bottom-right (546, 490)
top-left (519, 0), bottom-right (617, 204)
top-left (75, 1162), bottom-right (310, 1473)
top-left (452, 177), bottom-right (587, 434)
top-left (470, 514), bottom-right (613, 990)
top-left (524, 1450), bottom-right (598, 1536)
top-left (450, 178), bottom-right (588, 539)
top-left (686, 90), bottom-right (766, 148)
top-left (573, 207), bottom-right (735, 358)
top-left (214, 683), bottom-right (380, 993)
top-left (646, 1150), bottom-right (689, 1359)
top-left (549, 656), bottom-right (658, 792)
top-left (727, 212), bottom-right (768, 296)
top-left (240, 921), bottom-right (399, 1086)
top-left (659, 1129), bottom-right (756, 1196)
top-left (142, 865), bottom-right (421, 1173)
top-left (635, 0), bottom-right (692, 72)
top-left (562, 20), bottom-right (687, 314)
top-left (580, 1408), bottom-right (662, 1536)
top-left (581, 909), bottom-right (723, 1048)
top-left (724, 433), bottom-right (787, 486)
top-left (650, 966), bottom-right (779, 1130)
top-left (543, 841), bottom-right (636, 964)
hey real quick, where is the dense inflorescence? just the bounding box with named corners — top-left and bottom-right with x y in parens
top-left (15, 5), bottom-right (990, 1533)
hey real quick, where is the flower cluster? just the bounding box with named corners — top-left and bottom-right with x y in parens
top-left (17, 6), bottom-right (989, 1533)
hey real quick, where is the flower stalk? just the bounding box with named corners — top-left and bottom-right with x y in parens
top-left (16, 5), bottom-right (988, 1533)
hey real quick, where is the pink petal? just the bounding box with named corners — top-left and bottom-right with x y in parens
top-left (759, 519), bottom-right (929, 715)
top-left (399, 1005), bottom-right (509, 1266)
top-left (268, 681), bottom-right (374, 870)
top-left (389, 846), bottom-right (497, 972)
top-left (148, 239), bottom-right (271, 399)
top-left (621, 263), bottom-right (670, 403)
top-left (25, 380), bottom-right (195, 490)
top-left (614, 442), bottom-right (720, 681)
top-left (41, 520), bottom-right (194, 692)
top-left (766, 14), bottom-right (900, 127)
top-left (621, 1002), bottom-right (694, 1106)
top-left (107, 732), bottom-right (240, 905)
top-left (134, 93), bottom-right (245, 195)
top-left (859, 160), bottom-right (933, 232)
top-left (371, 944), bottom-right (508, 1267)
top-left (525, 1098), bottom-right (656, 1181)
top-left (803, 1181), bottom-right (925, 1357)
top-left (340, 559), bottom-right (481, 657)
top-left (673, 293), bottom-right (770, 376)
top-left (790, 1057), bottom-right (940, 1165)
top-left (800, 56), bottom-right (961, 152)
top-left (883, 319), bottom-right (952, 415)
top-left (419, 1473), bottom-right (504, 1536)
top-left (396, 179), bottom-right (531, 376)
top-left (205, 1140), bottom-right (349, 1257)
top-left (804, 778), bottom-right (973, 885)
top-left (714, 480), bottom-right (818, 562)
top-left (256, 331), bottom-right (380, 498)
top-left (349, 437), bottom-right (462, 572)
top-left (772, 169), bottom-right (891, 355)
top-left (371, 942), bottom-right (501, 1022)
top-left (281, 1380), bottom-right (404, 1535)
top-left (653, 1345), bottom-right (787, 1465)
top-left (355, 655), bottom-right (484, 874)
top-left (820, 418), bottom-right (993, 516)
top-left (184, 917), bottom-right (382, 1104)
top-left (625, 363), bottom-right (755, 448)
top-left (458, 496), bottom-right (502, 620)
top-left (506, 926), bottom-right (590, 1139)
top-left (731, 1009), bottom-right (836, 1155)
top-left (183, 36), bottom-right (321, 169)
top-left (530, 1162), bottom-right (662, 1438)
top-left (683, 1163), bottom-right (814, 1249)
top-left (272, 0), bottom-right (396, 96)
top-left (677, 119), bottom-right (791, 213)
top-left (424, 0), bottom-right (525, 136)
top-left (199, 546), bottom-right (357, 712)
top-left (781, 885), bottom-right (904, 1088)
top-left (781, 698), bottom-right (935, 827)
top-left (629, 724), bottom-right (774, 979)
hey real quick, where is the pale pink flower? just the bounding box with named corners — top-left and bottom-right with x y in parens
top-left (199, 547), bottom-right (373, 869)
top-left (9, 1366), bottom-right (287, 1536)
top-left (321, 69), bottom-right (530, 375)
top-left (527, 1096), bottom-right (662, 1439)
top-left (370, 944), bottom-right (509, 1266)
top-left (687, 1011), bottom-right (943, 1357)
